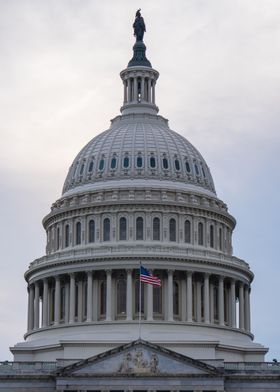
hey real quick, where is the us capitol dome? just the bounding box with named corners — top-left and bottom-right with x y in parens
top-left (11, 11), bottom-right (267, 366)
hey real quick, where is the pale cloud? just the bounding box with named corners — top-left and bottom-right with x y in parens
top-left (0, 0), bottom-right (279, 360)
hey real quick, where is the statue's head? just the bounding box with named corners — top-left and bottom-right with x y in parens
top-left (136, 9), bottom-right (141, 18)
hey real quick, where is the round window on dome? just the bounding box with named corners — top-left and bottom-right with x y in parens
top-left (136, 156), bottom-right (143, 168)
top-left (99, 159), bottom-right (105, 171)
top-left (111, 157), bottom-right (117, 169)
top-left (123, 156), bottom-right (129, 168)
top-left (150, 156), bottom-right (156, 168)
top-left (163, 157), bottom-right (169, 169)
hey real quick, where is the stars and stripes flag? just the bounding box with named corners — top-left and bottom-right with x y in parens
top-left (140, 265), bottom-right (161, 286)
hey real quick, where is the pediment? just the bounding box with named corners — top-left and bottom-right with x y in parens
top-left (58, 339), bottom-right (220, 377)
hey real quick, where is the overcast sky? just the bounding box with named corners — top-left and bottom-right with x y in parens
top-left (0, 0), bottom-right (279, 361)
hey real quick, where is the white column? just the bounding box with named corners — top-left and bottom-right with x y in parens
top-left (93, 274), bottom-right (98, 322)
top-left (204, 274), bottom-right (210, 323)
top-left (69, 273), bottom-right (75, 324)
top-left (106, 270), bottom-right (112, 321)
top-left (148, 78), bottom-right (151, 102)
top-left (54, 276), bottom-right (61, 325)
top-left (141, 77), bottom-right (145, 101)
top-left (77, 279), bottom-right (83, 322)
top-left (152, 80), bottom-right (156, 104)
top-left (28, 284), bottom-right (34, 331)
top-left (34, 281), bottom-right (40, 329)
top-left (239, 282), bottom-right (245, 329)
top-left (218, 276), bottom-right (224, 326)
top-left (245, 285), bottom-right (251, 332)
top-left (126, 269), bottom-right (133, 321)
top-left (42, 279), bottom-right (48, 327)
top-left (196, 280), bottom-right (201, 322)
top-left (133, 77), bottom-right (138, 101)
top-left (167, 270), bottom-right (174, 321)
top-left (230, 279), bottom-right (236, 328)
top-left (127, 78), bottom-right (131, 102)
top-left (210, 283), bottom-right (214, 323)
top-left (181, 279), bottom-right (187, 321)
top-left (123, 80), bottom-right (127, 103)
top-left (147, 282), bottom-right (153, 321)
top-left (86, 271), bottom-right (93, 322)
top-left (186, 272), bottom-right (193, 322)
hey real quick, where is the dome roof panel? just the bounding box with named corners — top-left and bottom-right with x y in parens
top-left (62, 113), bottom-right (216, 196)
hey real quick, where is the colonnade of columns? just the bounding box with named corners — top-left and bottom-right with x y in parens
top-left (123, 76), bottom-right (156, 105)
top-left (27, 269), bottom-right (251, 335)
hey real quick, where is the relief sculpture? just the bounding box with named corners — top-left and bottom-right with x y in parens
top-left (118, 350), bottom-right (159, 374)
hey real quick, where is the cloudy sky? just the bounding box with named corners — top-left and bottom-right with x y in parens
top-left (0, 0), bottom-right (279, 360)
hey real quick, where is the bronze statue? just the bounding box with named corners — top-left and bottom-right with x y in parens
top-left (133, 9), bottom-right (146, 42)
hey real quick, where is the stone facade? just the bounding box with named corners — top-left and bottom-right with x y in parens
top-left (2, 14), bottom-right (279, 392)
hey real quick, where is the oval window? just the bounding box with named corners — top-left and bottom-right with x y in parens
top-left (185, 161), bottom-right (190, 173)
top-left (80, 164), bottom-right (84, 175)
top-left (88, 160), bottom-right (94, 172)
top-left (111, 157), bottom-right (117, 169)
top-left (150, 156), bottom-right (156, 168)
top-left (194, 164), bottom-right (199, 176)
top-left (99, 159), bottom-right (105, 171)
top-left (123, 156), bottom-right (129, 168)
top-left (163, 158), bottom-right (168, 169)
top-left (137, 156), bottom-right (143, 168)
top-left (175, 159), bottom-right (180, 171)
top-left (201, 166), bottom-right (206, 178)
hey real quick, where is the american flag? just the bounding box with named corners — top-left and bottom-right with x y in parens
top-left (140, 265), bottom-right (161, 286)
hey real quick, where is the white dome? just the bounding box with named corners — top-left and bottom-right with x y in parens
top-left (62, 113), bottom-right (216, 196)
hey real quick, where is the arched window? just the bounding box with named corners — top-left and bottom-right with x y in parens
top-left (79, 163), bottom-right (84, 175)
top-left (198, 222), bottom-right (204, 245)
top-left (184, 220), bottom-right (191, 243)
top-left (153, 217), bottom-right (160, 241)
top-left (174, 159), bottom-right (180, 171)
top-left (88, 160), bottom-right (94, 173)
top-left (201, 165), bottom-right (206, 178)
top-left (136, 156), bottom-right (143, 168)
top-left (214, 286), bottom-right (219, 322)
top-left (76, 222), bottom-right (81, 245)
top-left (88, 220), bottom-right (95, 243)
top-left (173, 281), bottom-right (179, 317)
top-left (123, 156), bottom-right (129, 168)
top-left (153, 285), bottom-right (162, 315)
top-left (119, 217), bottom-right (127, 240)
top-left (185, 160), bottom-right (191, 173)
top-left (150, 156), bottom-right (156, 168)
top-left (135, 280), bottom-right (144, 315)
top-left (210, 225), bottom-right (214, 248)
top-left (219, 228), bottom-right (223, 250)
top-left (116, 278), bottom-right (127, 316)
top-left (99, 280), bottom-right (106, 318)
top-left (111, 156), bottom-right (117, 169)
top-left (65, 224), bottom-right (70, 247)
top-left (169, 218), bottom-right (176, 242)
top-left (163, 157), bottom-right (169, 169)
top-left (83, 281), bottom-right (87, 320)
top-left (103, 218), bottom-right (110, 241)
top-left (56, 227), bottom-right (60, 250)
top-left (99, 159), bottom-right (105, 171)
top-left (136, 217), bottom-right (144, 240)
top-left (60, 286), bottom-right (65, 320)
top-left (194, 163), bottom-right (200, 176)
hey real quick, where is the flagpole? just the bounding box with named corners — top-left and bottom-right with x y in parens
top-left (139, 261), bottom-right (142, 339)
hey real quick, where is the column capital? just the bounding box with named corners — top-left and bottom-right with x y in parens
top-left (86, 270), bottom-right (93, 277)
top-left (105, 269), bottom-right (112, 275)
top-left (126, 268), bottom-right (133, 274)
top-left (186, 270), bottom-right (193, 277)
top-left (168, 269), bottom-right (174, 275)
